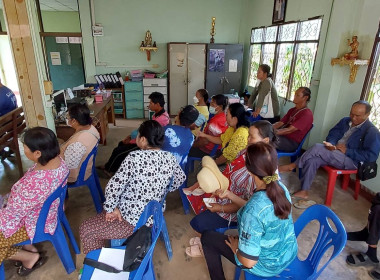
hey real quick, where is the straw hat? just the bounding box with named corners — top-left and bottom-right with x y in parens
top-left (197, 156), bottom-right (229, 193)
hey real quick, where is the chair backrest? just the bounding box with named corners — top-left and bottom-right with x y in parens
top-left (294, 204), bottom-right (347, 279)
top-left (75, 141), bottom-right (100, 183)
top-left (130, 200), bottom-right (163, 279)
top-left (294, 124), bottom-right (314, 154)
top-left (0, 106), bottom-right (26, 150)
top-left (33, 174), bottom-right (69, 242)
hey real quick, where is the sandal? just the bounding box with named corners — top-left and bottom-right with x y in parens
top-left (185, 244), bottom-right (203, 258)
top-left (189, 237), bottom-right (201, 246)
top-left (346, 252), bottom-right (378, 267)
top-left (182, 189), bottom-right (192, 196)
top-left (17, 256), bottom-right (48, 276)
top-left (369, 264), bottom-right (380, 279)
top-left (14, 250), bottom-right (46, 268)
top-left (293, 199), bottom-right (316, 209)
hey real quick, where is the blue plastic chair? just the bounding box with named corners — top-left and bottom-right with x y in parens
top-left (215, 225), bottom-right (237, 233)
top-left (186, 143), bottom-right (220, 174)
top-left (111, 177), bottom-right (174, 261)
top-left (234, 204), bottom-right (347, 280)
top-left (68, 142), bottom-right (105, 213)
top-left (81, 200), bottom-right (164, 280)
top-left (277, 124), bottom-right (314, 163)
top-left (17, 175), bottom-right (80, 274)
top-left (0, 262), bottom-right (4, 279)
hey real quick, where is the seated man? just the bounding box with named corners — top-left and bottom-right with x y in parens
top-left (280, 100), bottom-right (380, 200)
top-left (100, 91), bottom-right (169, 174)
top-left (346, 192), bottom-right (380, 278)
top-left (273, 87), bottom-right (313, 152)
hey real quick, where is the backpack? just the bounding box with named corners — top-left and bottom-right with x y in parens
top-left (84, 225), bottom-right (152, 273)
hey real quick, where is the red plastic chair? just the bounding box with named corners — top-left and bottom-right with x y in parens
top-left (322, 165), bottom-right (361, 206)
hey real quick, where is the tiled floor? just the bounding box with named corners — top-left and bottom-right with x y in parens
top-left (0, 119), bottom-right (376, 280)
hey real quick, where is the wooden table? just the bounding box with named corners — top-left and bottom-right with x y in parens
top-left (56, 96), bottom-right (115, 145)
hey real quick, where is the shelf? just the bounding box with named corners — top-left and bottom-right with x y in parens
top-left (331, 57), bottom-right (369, 83)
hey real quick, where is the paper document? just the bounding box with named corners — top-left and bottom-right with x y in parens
top-left (229, 59), bottom-right (238, 72)
top-left (90, 247), bottom-right (129, 280)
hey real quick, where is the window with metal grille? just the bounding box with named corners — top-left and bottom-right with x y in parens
top-left (362, 22), bottom-right (380, 130)
top-left (248, 17), bottom-right (322, 100)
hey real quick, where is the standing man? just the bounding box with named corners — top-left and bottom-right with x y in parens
top-left (273, 87), bottom-right (313, 152)
top-left (0, 77), bottom-right (17, 117)
top-left (280, 100), bottom-right (380, 201)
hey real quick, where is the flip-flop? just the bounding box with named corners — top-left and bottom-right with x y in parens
top-left (185, 244), bottom-right (203, 258)
top-left (192, 188), bottom-right (205, 196)
top-left (346, 252), bottom-right (378, 267)
top-left (182, 189), bottom-right (192, 196)
top-left (17, 256), bottom-right (48, 276)
top-left (189, 237), bottom-right (201, 246)
top-left (293, 199), bottom-right (316, 209)
top-left (369, 264), bottom-right (380, 279)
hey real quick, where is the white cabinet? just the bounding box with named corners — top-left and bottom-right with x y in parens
top-left (168, 43), bottom-right (206, 115)
top-left (143, 78), bottom-right (168, 119)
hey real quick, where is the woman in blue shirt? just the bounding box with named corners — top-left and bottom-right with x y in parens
top-left (201, 142), bottom-right (297, 279)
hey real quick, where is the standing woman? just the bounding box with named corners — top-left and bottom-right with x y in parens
top-left (201, 143), bottom-right (297, 279)
top-left (248, 64), bottom-right (280, 123)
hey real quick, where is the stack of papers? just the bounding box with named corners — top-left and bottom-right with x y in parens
top-left (90, 248), bottom-right (129, 280)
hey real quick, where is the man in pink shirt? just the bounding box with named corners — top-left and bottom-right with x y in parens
top-left (99, 92), bottom-right (170, 174)
top-left (273, 87), bottom-right (313, 152)
top-left (149, 92), bottom-right (170, 126)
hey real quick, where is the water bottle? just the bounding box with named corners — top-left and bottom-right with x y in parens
top-left (240, 97), bottom-right (244, 105)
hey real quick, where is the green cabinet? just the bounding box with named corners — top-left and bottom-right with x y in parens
top-left (124, 81), bottom-right (144, 119)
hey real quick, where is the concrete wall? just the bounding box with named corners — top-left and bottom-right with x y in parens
top-left (78, 0), bottom-right (244, 82)
top-left (240, 0), bottom-right (380, 192)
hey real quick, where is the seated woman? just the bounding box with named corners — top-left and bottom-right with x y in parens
top-left (0, 127), bottom-right (69, 276)
top-left (197, 102), bottom-right (249, 166)
top-left (188, 94), bottom-right (228, 158)
top-left (100, 91), bottom-right (169, 174)
top-left (79, 120), bottom-right (186, 254)
top-left (201, 143), bottom-right (297, 279)
top-left (193, 89), bottom-right (210, 121)
top-left (61, 103), bottom-right (99, 183)
top-left (185, 121), bottom-right (278, 257)
top-left (191, 89), bottom-right (209, 135)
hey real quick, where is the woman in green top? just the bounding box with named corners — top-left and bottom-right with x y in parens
top-left (248, 64), bottom-right (280, 123)
top-left (201, 142), bottom-right (297, 279)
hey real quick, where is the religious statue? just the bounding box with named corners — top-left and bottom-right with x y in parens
top-left (344, 36), bottom-right (359, 60)
top-left (144, 30), bottom-right (153, 47)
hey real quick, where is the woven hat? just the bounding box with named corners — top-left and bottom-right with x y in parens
top-left (197, 156), bottom-right (229, 193)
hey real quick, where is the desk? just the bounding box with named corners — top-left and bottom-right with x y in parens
top-left (56, 96), bottom-right (115, 145)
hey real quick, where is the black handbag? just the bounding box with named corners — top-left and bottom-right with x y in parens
top-left (357, 161), bottom-right (377, 181)
top-left (84, 225), bottom-right (152, 273)
top-left (356, 125), bottom-right (378, 181)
